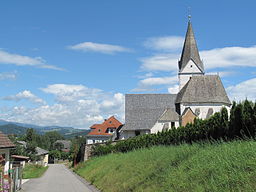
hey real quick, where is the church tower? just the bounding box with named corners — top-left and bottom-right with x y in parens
top-left (178, 19), bottom-right (204, 90)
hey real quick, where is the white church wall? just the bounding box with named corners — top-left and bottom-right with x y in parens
top-left (120, 130), bottom-right (150, 140)
top-left (151, 121), bottom-right (179, 134)
top-left (181, 60), bottom-right (201, 73)
top-left (180, 103), bottom-right (231, 120)
top-left (179, 60), bottom-right (203, 90)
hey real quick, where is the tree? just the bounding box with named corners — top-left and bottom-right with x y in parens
top-left (220, 107), bottom-right (229, 139)
top-left (25, 128), bottom-right (36, 142)
top-left (242, 100), bottom-right (254, 137)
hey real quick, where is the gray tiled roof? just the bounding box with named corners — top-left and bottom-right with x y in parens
top-left (179, 21), bottom-right (204, 73)
top-left (176, 75), bottom-right (231, 105)
top-left (122, 94), bottom-right (177, 131)
top-left (36, 147), bottom-right (49, 156)
top-left (158, 108), bottom-right (179, 121)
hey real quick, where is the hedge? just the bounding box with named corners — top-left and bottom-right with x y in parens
top-left (92, 100), bottom-right (256, 156)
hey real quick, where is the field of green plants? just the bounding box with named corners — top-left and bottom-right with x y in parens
top-left (75, 140), bottom-right (256, 192)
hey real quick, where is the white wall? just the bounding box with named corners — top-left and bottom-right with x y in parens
top-left (87, 137), bottom-right (110, 144)
top-left (0, 149), bottom-right (10, 174)
top-left (151, 121), bottom-right (179, 134)
top-left (120, 130), bottom-right (150, 140)
top-left (180, 103), bottom-right (231, 119)
top-left (179, 60), bottom-right (203, 90)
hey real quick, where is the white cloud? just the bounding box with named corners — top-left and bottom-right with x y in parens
top-left (3, 90), bottom-right (45, 105)
top-left (141, 53), bottom-right (178, 72)
top-left (1, 84), bottom-right (125, 128)
top-left (0, 72), bottom-right (17, 81)
top-left (41, 84), bottom-right (102, 103)
top-left (141, 46), bottom-right (256, 72)
top-left (139, 76), bottom-right (178, 86)
top-left (168, 84), bottom-right (179, 94)
top-left (0, 50), bottom-right (64, 70)
top-left (206, 71), bottom-right (236, 78)
top-left (227, 78), bottom-right (256, 101)
top-left (144, 36), bottom-right (184, 51)
top-left (201, 46), bottom-right (256, 69)
top-left (68, 42), bottom-right (131, 54)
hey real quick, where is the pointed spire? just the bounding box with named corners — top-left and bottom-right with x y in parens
top-left (179, 20), bottom-right (204, 73)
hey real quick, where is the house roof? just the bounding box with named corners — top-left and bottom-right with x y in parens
top-left (36, 147), bottom-right (49, 156)
top-left (179, 21), bottom-right (204, 73)
top-left (11, 155), bottom-right (30, 160)
top-left (54, 140), bottom-right (71, 149)
top-left (0, 131), bottom-right (15, 149)
top-left (122, 94), bottom-right (177, 131)
top-left (87, 116), bottom-right (122, 136)
top-left (176, 75), bottom-right (231, 105)
top-left (158, 108), bottom-right (179, 121)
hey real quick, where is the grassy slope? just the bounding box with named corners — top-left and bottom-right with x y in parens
top-left (75, 140), bottom-right (256, 192)
top-left (22, 164), bottom-right (48, 179)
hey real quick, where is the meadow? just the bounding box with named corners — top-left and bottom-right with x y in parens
top-left (75, 140), bottom-right (256, 192)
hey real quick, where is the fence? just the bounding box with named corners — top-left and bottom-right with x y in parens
top-left (0, 166), bottom-right (22, 192)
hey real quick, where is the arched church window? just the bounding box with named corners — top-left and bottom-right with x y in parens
top-left (206, 108), bottom-right (214, 119)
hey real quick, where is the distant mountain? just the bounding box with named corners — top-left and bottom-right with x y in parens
top-left (0, 120), bottom-right (89, 138)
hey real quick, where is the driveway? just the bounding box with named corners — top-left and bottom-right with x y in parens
top-left (22, 164), bottom-right (97, 192)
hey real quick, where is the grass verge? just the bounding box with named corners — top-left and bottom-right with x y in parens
top-left (22, 164), bottom-right (48, 179)
top-left (74, 140), bottom-right (256, 192)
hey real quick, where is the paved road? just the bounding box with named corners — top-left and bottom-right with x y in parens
top-left (22, 164), bottom-right (95, 192)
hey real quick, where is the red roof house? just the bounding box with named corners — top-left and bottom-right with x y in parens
top-left (86, 116), bottom-right (123, 144)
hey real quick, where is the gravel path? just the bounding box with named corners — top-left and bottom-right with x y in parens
top-left (22, 164), bottom-right (96, 192)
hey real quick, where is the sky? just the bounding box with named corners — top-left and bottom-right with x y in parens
top-left (0, 0), bottom-right (255, 128)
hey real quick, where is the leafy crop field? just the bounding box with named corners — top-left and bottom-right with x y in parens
top-left (75, 140), bottom-right (256, 192)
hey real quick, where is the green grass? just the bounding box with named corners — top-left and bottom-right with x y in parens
top-left (22, 164), bottom-right (48, 179)
top-left (74, 140), bottom-right (256, 192)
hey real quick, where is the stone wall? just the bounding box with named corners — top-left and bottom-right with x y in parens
top-left (82, 140), bottom-right (121, 161)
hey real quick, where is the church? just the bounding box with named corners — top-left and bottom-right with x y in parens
top-left (120, 19), bottom-right (231, 139)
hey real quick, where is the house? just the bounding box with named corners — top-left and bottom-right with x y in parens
top-left (120, 19), bottom-right (231, 139)
top-left (35, 147), bottom-right (49, 167)
top-left (11, 155), bottom-right (29, 168)
top-left (0, 131), bottom-right (15, 174)
top-left (86, 116), bottom-right (123, 144)
top-left (54, 140), bottom-right (71, 152)
top-left (16, 141), bottom-right (49, 166)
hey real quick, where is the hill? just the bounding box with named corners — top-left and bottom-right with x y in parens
top-left (74, 140), bottom-right (256, 192)
top-left (0, 121), bottom-right (89, 138)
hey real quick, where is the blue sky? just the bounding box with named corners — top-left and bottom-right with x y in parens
top-left (0, 0), bottom-right (255, 128)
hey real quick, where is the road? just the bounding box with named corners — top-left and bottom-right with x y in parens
top-left (22, 164), bottom-right (96, 192)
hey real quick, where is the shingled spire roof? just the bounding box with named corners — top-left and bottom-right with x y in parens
top-left (179, 21), bottom-right (204, 73)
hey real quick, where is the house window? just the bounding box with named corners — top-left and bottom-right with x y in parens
top-left (93, 140), bottom-right (95, 143)
top-left (190, 65), bottom-right (193, 68)
top-left (135, 130), bottom-right (140, 136)
top-left (171, 122), bottom-right (175, 128)
top-left (98, 129), bottom-right (101, 132)
top-left (109, 121), bottom-right (112, 124)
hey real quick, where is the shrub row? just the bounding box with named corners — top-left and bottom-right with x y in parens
top-left (92, 100), bottom-right (256, 156)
